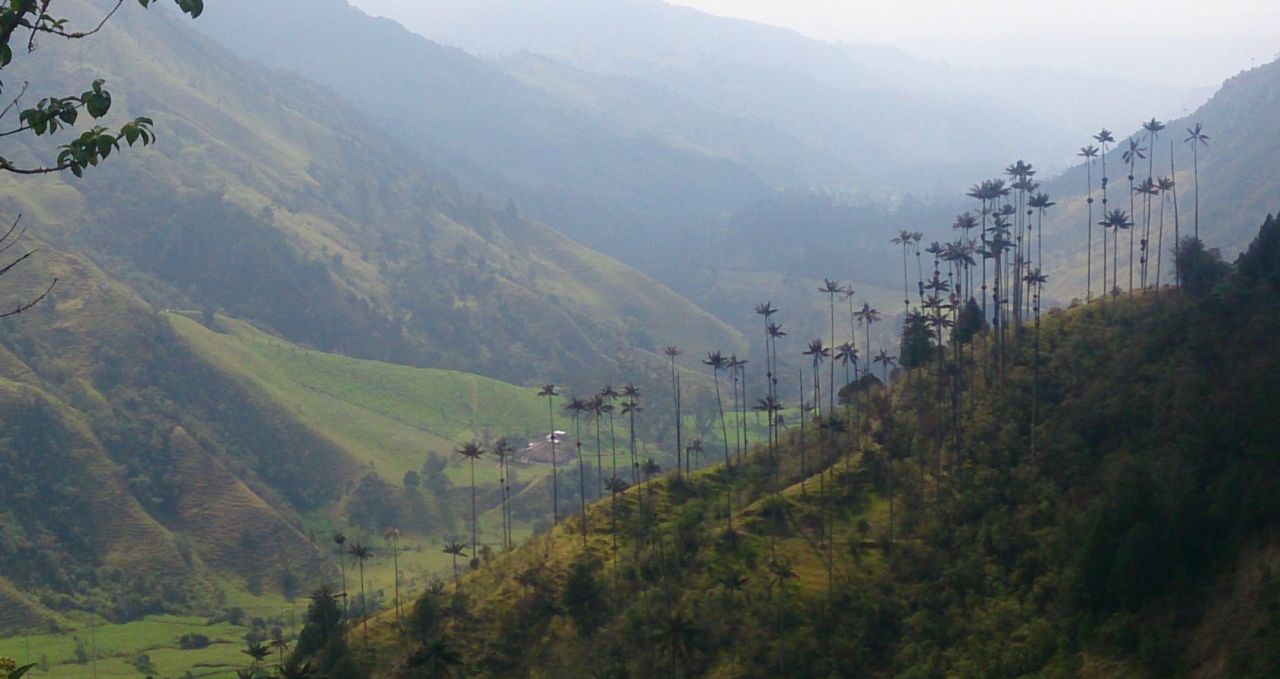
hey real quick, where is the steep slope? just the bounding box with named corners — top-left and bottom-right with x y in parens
top-left (366, 217), bottom-right (1280, 678)
top-left (0, 0), bottom-right (743, 385)
top-left (0, 242), bottom-right (336, 632)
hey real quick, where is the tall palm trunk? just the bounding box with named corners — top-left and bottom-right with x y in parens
top-left (546, 396), bottom-right (559, 526)
top-left (469, 456), bottom-right (478, 559)
top-left (575, 412), bottom-right (588, 546)
top-left (1086, 158), bottom-right (1094, 301)
top-left (798, 369), bottom-right (808, 495)
top-left (594, 413), bottom-right (604, 500)
top-left (1171, 142), bottom-right (1182, 286)
top-left (1192, 137), bottom-right (1200, 240)
top-left (356, 555), bottom-right (368, 645)
top-left (712, 366), bottom-right (730, 468)
top-left (1156, 183), bottom-right (1167, 292)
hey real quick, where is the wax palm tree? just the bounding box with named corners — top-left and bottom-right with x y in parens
top-left (455, 441), bottom-right (485, 560)
top-left (652, 613), bottom-right (702, 676)
top-left (242, 642), bottom-right (270, 670)
top-left (1185, 122), bottom-right (1209, 239)
top-left (346, 543), bottom-right (372, 644)
top-left (1141, 118), bottom-right (1166, 288)
top-left (727, 354), bottom-right (747, 462)
top-left (1028, 192), bottom-right (1055, 299)
top-left (891, 231), bottom-right (915, 314)
top-left (270, 628), bottom-right (290, 668)
top-left (1168, 140), bottom-right (1184, 285)
top-left (1078, 144), bottom-right (1100, 300)
top-left (967, 182), bottom-right (989, 315)
top-left (409, 637), bottom-right (462, 678)
top-left (874, 350), bottom-right (896, 383)
top-left (588, 393), bottom-right (607, 499)
top-left (536, 384), bottom-right (561, 525)
top-left (703, 351), bottom-right (732, 467)
top-left (819, 278), bottom-right (843, 412)
top-left (331, 532), bottom-right (348, 620)
top-left (1102, 208), bottom-right (1133, 297)
top-left (383, 527), bottom-right (403, 630)
top-left (686, 438), bottom-right (704, 473)
top-left (835, 342), bottom-right (856, 401)
top-left (1134, 178), bottom-right (1159, 288)
top-left (621, 384), bottom-right (642, 485)
top-left (1122, 137), bottom-right (1146, 294)
top-left (854, 302), bottom-right (880, 384)
top-left (664, 345), bottom-right (683, 476)
top-left (953, 212), bottom-right (979, 300)
top-left (1095, 128), bottom-right (1115, 208)
top-left (564, 397), bottom-right (590, 544)
top-left (803, 339), bottom-right (829, 421)
top-left (988, 215), bottom-right (1013, 360)
top-left (1156, 176), bottom-right (1175, 290)
top-left (442, 541), bottom-right (467, 591)
top-left (755, 302), bottom-right (778, 403)
top-left (599, 385), bottom-right (621, 487)
top-left (492, 439), bottom-right (514, 550)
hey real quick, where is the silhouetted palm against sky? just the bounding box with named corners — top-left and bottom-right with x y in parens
top-left (1185, 122), bottom-right (1210, 239)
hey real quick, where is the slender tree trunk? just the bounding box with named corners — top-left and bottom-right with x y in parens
top-left (1129, 166), bottom-right (1136, 296)
top-left (469, 458), bottom-right (478, 559)
top-left (391, 538), bottom-right (401, 630)
top-left (358, 559), bottom-right (368, 645)
top-left (1193, 143), bottom-right (1200, 240)
top-left (1086, 160), bottom-right (1093, 301)
top-left (548, 397), bottom-right (559, 526)
top-left (576, 415), bottom-right (588, 546)
top-left (1156, 187), bottom-right (1167, 294)
top-left (1171, 141), bottom-right (1182, 286)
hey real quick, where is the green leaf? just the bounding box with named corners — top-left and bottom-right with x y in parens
top-left (85, 91), bottom-right (111, 118)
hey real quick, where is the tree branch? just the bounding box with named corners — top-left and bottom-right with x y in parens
top-left (0, 276), bottom-right (55, 317)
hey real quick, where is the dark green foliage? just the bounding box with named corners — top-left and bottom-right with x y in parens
top-left (953, 297), bottom-right (985, 345)
top-left (292, 586), bottom-right (348, 673)
top-left (1236, 213), bottom-right (1280, 291)
top-left (1176, 237), bottom-right (1230, 295)
top-left (347, 473), bottom-right (400, 531)
top-left (561, 556), bottom-right (606, 637)
top-left (897, 313), bottom-right (934, 369)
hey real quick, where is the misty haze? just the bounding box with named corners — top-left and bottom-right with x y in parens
top-left (1, 1), bottom-right (1278, 677)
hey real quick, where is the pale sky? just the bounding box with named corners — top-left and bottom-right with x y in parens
top-left (667, 0), bottom-right (1280, 86)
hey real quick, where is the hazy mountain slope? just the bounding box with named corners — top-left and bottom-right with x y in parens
top-left (1012, 56), bottom-right (1280, 303)
top-left (190, 0), bottom-right (770, 276)
top-left (0, 0), bottom-right (743, 384)
top-left (354, 0), bottom-right (1193, 184)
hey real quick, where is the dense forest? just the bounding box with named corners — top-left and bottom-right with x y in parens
top-left (304, 216), bottom-right (1280, 678)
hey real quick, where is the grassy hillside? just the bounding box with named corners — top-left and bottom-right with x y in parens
top-left (353, 216), bottom-right (1280, 678)
top-left (168, 313), bottom-right (570, 486)
top-left (0, 242), bottom-right (339, 633)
